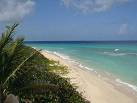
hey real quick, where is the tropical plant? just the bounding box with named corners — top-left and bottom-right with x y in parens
top-left (0, 24), bottom-right (89, 103)
top-left (0, 24), bottom-right (38, 102)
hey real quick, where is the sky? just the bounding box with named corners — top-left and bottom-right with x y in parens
top-left (0, 0), bottom-right (137, 41)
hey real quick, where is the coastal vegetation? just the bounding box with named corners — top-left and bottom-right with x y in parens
top-left (0, 24), bottom-right (89, 103)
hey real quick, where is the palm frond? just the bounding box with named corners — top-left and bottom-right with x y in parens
top-left (0, 23), bottom-right (19, 52)
top-left (7, 38), bottom-right (24, 60)
top-left (3, 50), bottom-right (37, 89)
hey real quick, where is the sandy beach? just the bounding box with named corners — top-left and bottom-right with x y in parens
top-left (41, 50), bottom-right (137, 103)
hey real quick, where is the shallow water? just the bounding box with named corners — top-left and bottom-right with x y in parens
top-left (26, 41), bottom-right (137, 90)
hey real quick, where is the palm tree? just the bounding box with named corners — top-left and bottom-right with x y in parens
top-left (0, 24), bottom-right (60, 103)
top-left (0, 24), bottom-right (38, 102)
top-left (0, 24), bottom-right (88, 103)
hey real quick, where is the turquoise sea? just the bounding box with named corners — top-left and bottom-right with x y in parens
top-left (26, 41), bottom-right (137, 91)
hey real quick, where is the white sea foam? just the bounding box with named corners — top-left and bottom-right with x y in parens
top-left (103, 48), bottom-right (137, 56)
top-left (52, 51), bottom-right (70, 60)
top-left (114, 49), bottom-right (119, 52)
top-left (103, 52), bottom-right (126, 56)
top-left (103, 51), bottom-right (137, 56)
top-left (32, 47), bottom-right (37, 50)
top-left (79, 64), bottom-right (94, 71)
top-left (42, 49), bottom-right (70, 60)
top-left (116, 79), bottom-right (137, 92)
top-left (41, 49), bottom-right (137, 93)
top-left (45, 50), bottom-right (95, 72)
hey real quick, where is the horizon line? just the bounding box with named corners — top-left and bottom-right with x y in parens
top-left (25, 40), bottom-right (137, 43)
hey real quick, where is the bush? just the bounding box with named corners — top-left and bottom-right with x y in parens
top-left (0, 24), bottom-right (89, 103)
top-left (10, 46), bottom-right (89, 103)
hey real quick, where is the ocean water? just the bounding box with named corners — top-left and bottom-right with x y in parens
top-left (26, 41), bottom-right (137, 91)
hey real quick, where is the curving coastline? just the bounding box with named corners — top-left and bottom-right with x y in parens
top-left (41, 50), bottom-right (137, 103)
top-left (43, 49), bottom-right (137, 93)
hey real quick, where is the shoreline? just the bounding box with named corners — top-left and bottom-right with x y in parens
top-left (41, 50), bottom-right (137, 103)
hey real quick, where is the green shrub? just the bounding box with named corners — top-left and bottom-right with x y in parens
top-left (0, 24), bottom-right (89, 103)
top-left (12, 47), bottom-right (89, 103)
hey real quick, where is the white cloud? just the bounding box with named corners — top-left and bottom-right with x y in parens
top-left (0, 0), bottom-right (35, 22)
top-left (61, 0), bottom-right (129, 13)
top-left (119, 23), bottom-right (128, 34)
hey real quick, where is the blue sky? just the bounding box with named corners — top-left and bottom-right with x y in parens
top-left (0, 0), bottom-right (137, 41)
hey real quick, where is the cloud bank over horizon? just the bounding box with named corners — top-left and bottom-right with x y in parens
top-left (61, 0), bottom-right (130, 13)
top-left (0, 0), bottom-right (35, 22)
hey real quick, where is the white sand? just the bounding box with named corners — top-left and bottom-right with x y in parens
top-left (41, 51), bottom-right (137, 103)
